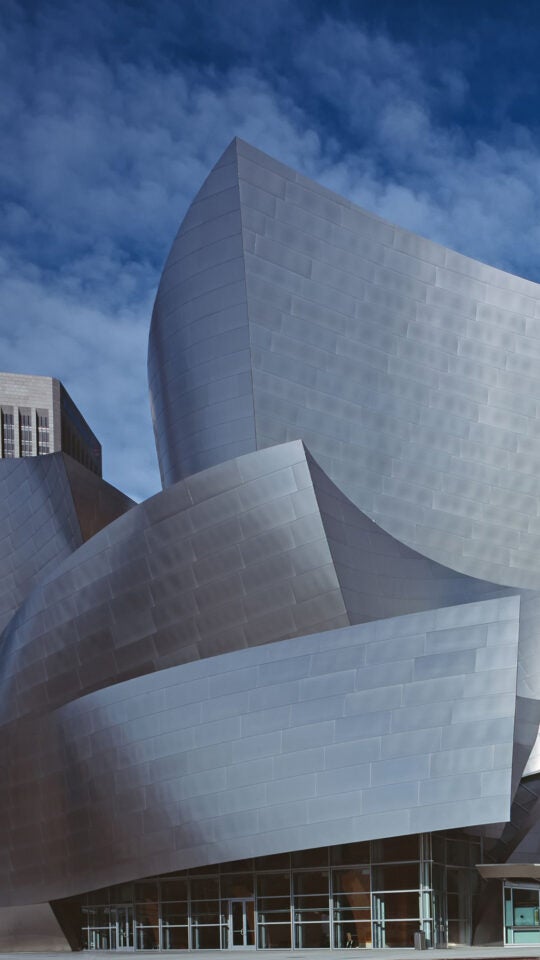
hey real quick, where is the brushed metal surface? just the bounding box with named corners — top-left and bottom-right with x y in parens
top-left (0, 453), bottom-right (133, 636)
top-left (6, 137), bottom-right (540, 932)
top-left (0, 442), bottom-right (348, 727)
top-left (149, 138), bottom-right (540, 589)
top-left (0, 442), bottom-right (512, 731)
top-left (0, 597), bottom-right (519, 905)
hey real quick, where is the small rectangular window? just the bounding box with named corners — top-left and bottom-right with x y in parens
top-left (37, 410), bottom-right (50, 455)
top-left (1, 409), bottom-right (15, 457)
top-left (19, 411), bottom-right (32, 456)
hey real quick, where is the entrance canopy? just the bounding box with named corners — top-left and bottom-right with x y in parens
top-left (477, 864), bottom-right (540, 880)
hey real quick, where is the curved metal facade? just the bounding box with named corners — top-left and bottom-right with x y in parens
top-left (148, 140), bottom-right (255, 489)
top-left (0, 597), bottom-right (521, 906)
top-left (0, 453), bottom-right (133, 635)
top-left (149, 138), bottom-right (540, 589)
top-left (3, 139), bottom-right (540, 948)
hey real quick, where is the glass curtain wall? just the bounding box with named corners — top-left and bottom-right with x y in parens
top-left (371, 835), bottom-right (425, 948)
top-left (504, 884), bottom-right (540, 944)
top-left (431, 833), bottom-right (481, 946)
top-left (80, 832), bottom-right (480, 950)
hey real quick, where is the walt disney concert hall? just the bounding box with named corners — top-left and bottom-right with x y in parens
top-left (3, 138), bottom-right (540, 951)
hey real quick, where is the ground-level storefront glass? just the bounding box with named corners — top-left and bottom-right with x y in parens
top-left (504, 883), bottom-right (540, 944)
top-left (79, 832), bottom-right (481, 950)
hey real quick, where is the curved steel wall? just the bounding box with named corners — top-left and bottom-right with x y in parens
top-left (0, 597), bottom-right (520, 905)
top-left (0, 443), bottom-right (528, 908)
top-left (0, 455), bottom-right (82, 635)
top-left (5, 139), bottom-right (540, 936)
top-left (149, 138), bottom-right (540, 589)
top-left (0, 442), bottom-right (349, 727)
top-left (0, 442), bottom-right (510, 732)
top-left (148, 139), bottom-right (255, 488)
top-left (0, 454), bottom-right (133, 636)
top-left (307, 450), bottom-right (509, 623)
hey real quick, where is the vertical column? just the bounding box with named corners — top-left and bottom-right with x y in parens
top-left (420, 833), bottom-right (433, 946)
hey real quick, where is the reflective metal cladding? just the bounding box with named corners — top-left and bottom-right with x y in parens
top-left (3, 138), bottom-right (540, 949)
top-left (149, 139), bottom-right (540, 589)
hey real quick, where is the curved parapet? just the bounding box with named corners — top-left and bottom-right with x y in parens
top-left (0, 597), bottom-right (520, 905)
top-left (307, 450), bottom-right (509, 623)
top-left (0, 441), bottom-right (349, 726)
top-left (149, 138), bottom-right (540, 588)
top-left (0, 441), bottom-right (511, 731)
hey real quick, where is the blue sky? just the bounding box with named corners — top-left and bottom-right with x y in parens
top-left (3, 0), bottom-right (540, 501)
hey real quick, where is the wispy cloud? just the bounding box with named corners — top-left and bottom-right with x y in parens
top-left (2, 0), bottom-right (540, 499)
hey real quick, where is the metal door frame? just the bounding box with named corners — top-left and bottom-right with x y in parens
top-left (228, 897), bottom-right (255, 949)
top-left (112, 906), bottom-right (133, 951)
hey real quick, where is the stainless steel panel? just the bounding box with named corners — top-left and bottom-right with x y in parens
top-left (6, 136), bottom-right (540, 927)
top-left (149, 138), bottom-right (540, 589)
top-left (0, 442), bottom-right (358, 727)
top-left (0, 597), bottom-right (520, 904)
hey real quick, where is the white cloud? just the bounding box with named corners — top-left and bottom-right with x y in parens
top-left (0, 254), bottom-right (156, 497)
top-left (2, 2), bottom-right (540, 500)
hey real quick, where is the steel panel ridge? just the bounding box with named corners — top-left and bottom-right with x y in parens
top-left (0, 596), bottom-right (519, 904)
top-left (149, 138), bottom-right (540, 588)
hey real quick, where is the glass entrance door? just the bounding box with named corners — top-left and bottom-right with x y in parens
top-left (111, 906), bottom-right (133, 950)
top-left (229, 899), bottom-right (255, 947)
top-left (504, 884), bottom-right (540, 944)
top-left (433, 891), bottom-right (447, 947)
